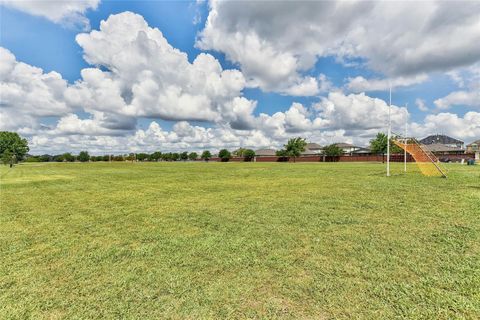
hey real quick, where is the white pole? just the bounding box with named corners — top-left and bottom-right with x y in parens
top-left (404, 104), bottom-right (408, 173)
top-left (387, 83), bottom-right (391, 177)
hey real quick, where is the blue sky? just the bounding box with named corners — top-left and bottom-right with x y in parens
top-left (1, 1), bottom-right (479, 154)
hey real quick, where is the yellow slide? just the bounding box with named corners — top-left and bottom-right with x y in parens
top-left (393, 138), bottom-right (447, 178)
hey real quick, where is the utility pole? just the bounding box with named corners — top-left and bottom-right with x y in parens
top-left (387, 83), bottom-right (391, 177)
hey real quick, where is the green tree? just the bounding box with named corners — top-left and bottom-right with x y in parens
top-left (0, 131), bottom-right (29, 161)
top-left (243, 149), bottom-right (255, 161)
top-left (161, 153), bottom-right (171, 161)
top-left (201, 150), bottom-right (212, 162)
top-left (233, 148), bottom-right (247, 157)
top-left (113, 155), bottom-right (124, 161)
top-left (171, 153), bottom-right (180, 161)
top-left (136, 153), bottom-right (149, 161)
top-left (218, 149), bottom-right (231, 162)
top-left (323, 144), bottom-right (344, 157)
top-left (1, 149), bottom-right (16, 167)
top-left (78, 151), bottom-right (90, 162)
top-left (276, 149), bottom-right (287, 157)
top-left (39, 154), bottom-right (52, 162)
top-left (283, 137), bottom-right (307, 162)
top-left (103, 155), bottom-right (111, 162)
top-left (53, 154), bottom-right (65, 162)
top-left (24, 156), bottom-right (40, 163)
top-left (149, 151), bottom-right (162, 161)
top-left (63, 153), bottom-right (75, 162)
top-left (180, 151), bottom-right (189, 161)
top-left (370, 133), bottom-right (402, 162)
top-left (188, 152), bottom-right (198, 161)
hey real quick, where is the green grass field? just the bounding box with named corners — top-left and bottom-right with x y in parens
top-left (1, 162), bottom-right (479, 319)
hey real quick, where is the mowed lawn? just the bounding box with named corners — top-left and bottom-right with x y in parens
top-left (1, 162), bottom-right (479, 319)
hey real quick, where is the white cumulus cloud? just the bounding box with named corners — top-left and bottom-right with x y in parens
top-left (1, 0), bottom-right (100, 30)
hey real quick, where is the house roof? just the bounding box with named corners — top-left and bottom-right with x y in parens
top-left (305, 142), bottom-right (322, 150)
top-left (352, 147), bottom-right (372, 154)
top-left (255, 148), bottom-right (276, 156)
top-left (422, 143), bottom-right (464, 152)
top-left (334, 142), bottom-right (357, 148)
top-left (467, 139), bottom-right (480, 147)
top-left (420, 134), bottom-right (464, 145)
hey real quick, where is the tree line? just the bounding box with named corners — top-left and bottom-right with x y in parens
top-left (1, 131), bottom-right (402, 166)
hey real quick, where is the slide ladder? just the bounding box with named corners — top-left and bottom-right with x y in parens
top-left (393, 137), bottom-right (447, 178)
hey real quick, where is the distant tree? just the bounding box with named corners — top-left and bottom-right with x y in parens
top-left (0, 131), bottom-right (29, 161)
top-left (53, 154), bottom-right (65, 162)
top-left (161, 153), bottom-right (171, 161)
top-left (149, 151), bottom-right (162, 161)
top-left (370, 133), bottom-right (402, 162)
top-left (103, 155), bottom-right (111, 162)
top-left (218, 149), bottom-right (231, 162)
top-left (276, 149), bottom-right (287, 157)
top-left (78, 151), bottom-right (90, 162)
top-left (39, 154), bottom-right (52, 162)
top-left (283, 137), bottom-right (307, 162)
top-left (63, 153), bottom-right (75, 162)
top-left (323, 144), bottom-right (344, 157)
top-left (244, 149), bottom-right (255, 161)
top-left (180, 151), bottom-right (189, 161)
top-left (188, 152), bottom-right (198, 161)
top-left (201, 150), bottom-right (212, 162)
top-left (24, 156), bottom-right (40, 163)
top-left (113, 155), bottom-right (124, 161)
top-left (1, 149), bottom-right (15, 167)
top-left (233, 148), bottom-right (247, 157)
top-left (171, 153), bottom-right (180, 161)
top-left (136, 153), bottom-right (149, 161)
top-left (124, 153), bottom-right (136, 161)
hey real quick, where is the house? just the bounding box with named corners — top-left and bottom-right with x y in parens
top-left (423, 143), bottom-right (465, 155)
top-left (466, 140), bottom-right (480, 153)
top-left (301, 143), bottom-right (323, 155)
top-left (333, 143), bottom-right (361, 155)
top-left (419, 134), bottom-right (464, 148)
top-left (352, 147), bottom-right (372, 154)
top-left (255, 148), bottom-right (277, 156)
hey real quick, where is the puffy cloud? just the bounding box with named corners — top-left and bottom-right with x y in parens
top-left (314, 92), bottom-right (407, 133)
top-left (410, 112), bottom-right (480, 140)
top-left (71, 12), bottom-right (249, 127)
top-left (0, 47), bottom-right (70, 131)
top-left (434, 90), bottom-right (480, 110)
top-left (415, 99), bottom-right (428, 112)
top-left (198, 1), bottom-right (480, 93)
top-left (346, 75), bottom-right (428, 93)
top-left (434, 65), bottom-right (480, 109)
top-left (1, 0), bottom-right (100, 30)
top-left (3, 10), bottom-right (479, 155)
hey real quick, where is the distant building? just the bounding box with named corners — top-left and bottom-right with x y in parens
top-left (423, 143), bottom-right (465, 155)
top-left (255, 148), bottom-right (277, 156)
top-left (333, 143), bottom-right (361, 155)
top-left (352, 147), bottom-right (372, 154)
top-left (302, 143), bottom-right (323, 155)
top-left (419, 134), bottom-right (464, 148)
top-left (466, 140), bottom-right (480, 153)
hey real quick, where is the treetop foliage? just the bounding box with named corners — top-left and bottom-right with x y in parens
top-left (0, 131), bottom-right (29, 161)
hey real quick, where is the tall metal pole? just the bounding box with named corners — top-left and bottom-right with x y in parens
top-left (404, 104), bottom-right (408, 173)
top-left (387, 83), bottom-right (391, 177)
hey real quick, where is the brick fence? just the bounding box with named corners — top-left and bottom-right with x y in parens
top-left (206, 153), bottom-right (476, 163)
